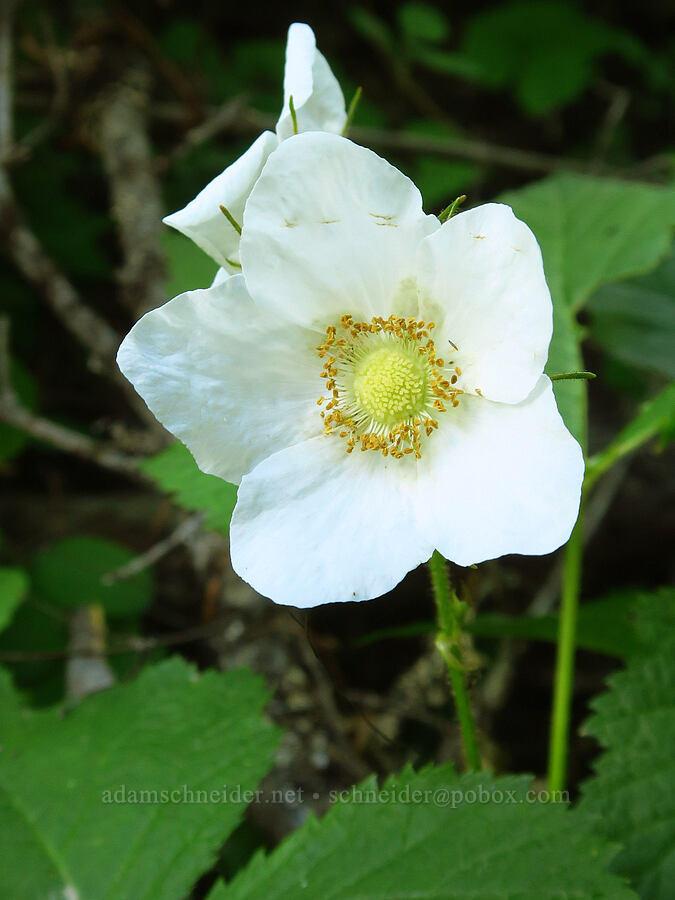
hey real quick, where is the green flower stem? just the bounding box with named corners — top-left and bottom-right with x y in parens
top-left (547, 507), bottom-right (584, 792)
top-left (428, 550), bottom-right (482, 772)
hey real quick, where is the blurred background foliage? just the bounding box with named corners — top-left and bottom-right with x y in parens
top-left (0, 0), bottom-right (673, 894)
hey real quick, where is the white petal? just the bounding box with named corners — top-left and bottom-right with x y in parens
top-left (117, 275), bottom-right (322, 484)
top-left (416, 377), bottom-right (583, 566)
top-left (276, 23), bottom-right (346, 141)
top-left (163, 131), bottom-right (278, 271)
top-left (210, 267), bottom-right (229, 287)
top-left (418, 203), bottom-right (552, 404)
top-left (231, 436), bottom-right (433, 607)
top-left (241, 132), bottom-right (439, 328)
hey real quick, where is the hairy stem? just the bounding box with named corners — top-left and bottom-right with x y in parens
top-left (428, 550), bottom-right (482, 771)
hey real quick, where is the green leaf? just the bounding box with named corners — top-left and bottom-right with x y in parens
top-left (211, 767), bottom-right (634, 899)
top-left (0, 600), bottom-right (68, 707)
top-left (0, 567), bottom-right (28, 633)
top-left (397, 2), bottom-right (449, 44)
top-left (161, 230), bottom-right (219, 298)
top-left (0, 659), bottom-right (279, 900)
top-left (500, 174), bottom-right (675, 445)
top-left (461, 1), bottom-right (642, 115)
top-left (587, 244), bottom-right (675, 380)
top-left (585, 383), bottom-right (675, 490)
top-left (578, 610), bottom-right (675, 899)
top-left (31, 536), bottom-right (153, 619)
top-left (410, 45), bottom-right (484, 79)
top-left (468, 587), bottom-right (675, 658)
top-left (141, 442), bottom-right (237, 535)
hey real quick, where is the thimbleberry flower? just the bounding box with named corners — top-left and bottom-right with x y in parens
top-left (118, 133), bottom-right (583, 607)
top-left (163, 23), bottom-right (345, 276)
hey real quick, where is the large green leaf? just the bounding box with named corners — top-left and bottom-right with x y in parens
top-left (468, 586), bottom-right (675, 658)
top-left (501, 175), bottom-right (675, 444)
top-left (578, 612), bottom-right (675, 899)
top-left (142, 442), bottom-right (238, 535)
top-left (587, 244), bottom-right (675, 380)
top-left (461, 1), bottom-right (643, 115)
top-left (0, 567), bottom-right (28, 633)
top-left (0, 659), bottom-right (279, 900)
top-left (31, 536), bottom-right (153, 619)
top-left (210, 767), bottom-right (634, 899)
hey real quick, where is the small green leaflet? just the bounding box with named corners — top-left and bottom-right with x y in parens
top-left (0, 567), bottom-right (28, 633)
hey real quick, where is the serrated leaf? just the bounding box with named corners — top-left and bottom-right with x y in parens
top-left (500, 174), bottom-right (675, 445)
top-left (0, 659), bottom-right (279, 900)
top-left (142, 442), bottom-right (237, 535)
top-left (210, 767), bottom-right (634, 899)
top-left (31, 536), bottom-right (153, 619)
top-left (588, 244), bottom-right (675, 380)
top-left (585, 383), bottom-right (675, 489)
top-left (0, 567), bottom-right (28, 633)
top-left (578, 612), bottom-right (675, 899)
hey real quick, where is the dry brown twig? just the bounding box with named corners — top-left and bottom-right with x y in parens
top-left (95, 56), bottom-right (167, 316)
top-left (0, 4), bottom-right (166, 433)
top-left (101, 511), bottom-right (206, 584)
top-left (0, 315), bottom-right (144, 477)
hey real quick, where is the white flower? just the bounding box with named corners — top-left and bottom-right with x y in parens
top-left (163, 23), bottom-right (346, 276)
top-left (118, 133), bottom-right (584, 608)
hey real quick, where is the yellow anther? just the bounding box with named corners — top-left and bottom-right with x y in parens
top-left (315, 312), bottom-right (461, 458)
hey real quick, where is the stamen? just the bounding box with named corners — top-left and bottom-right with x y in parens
top-left (316, 314), bottom-right (466, 458)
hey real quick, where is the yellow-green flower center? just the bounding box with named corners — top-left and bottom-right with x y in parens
top-left (351, 345), bottom-right (428, 428)
top-left (316, 313), bottom-right (464, 459)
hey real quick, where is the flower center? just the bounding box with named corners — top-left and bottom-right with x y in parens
top-left (352, 344), bottom-right (427, 427)
top-left (316, 314), bottom-right (463, 458)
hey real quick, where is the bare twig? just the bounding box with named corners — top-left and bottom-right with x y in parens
top-left (0, 314), bottom-right (143, 476)
top-left (0, 618), bottom-right (229, 662)
top-left (0, 0), bottom-right (17, 159)
top-left (592, 82), bottom-right (631, 169)
top-left (0, 393), bottom-right (144, 475)
top-left (155, 94), bottom-right (248, 172)
top-left (5, 17), bottom-right (69, 165)
top-left (102, 511), bottom-right (205, 584)
top-left (0, 7), bottom-right (163, 432)
top-left (96, 57), bottom-right (166, 315)
top-left (0, 173), bottom-right (120, 369)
